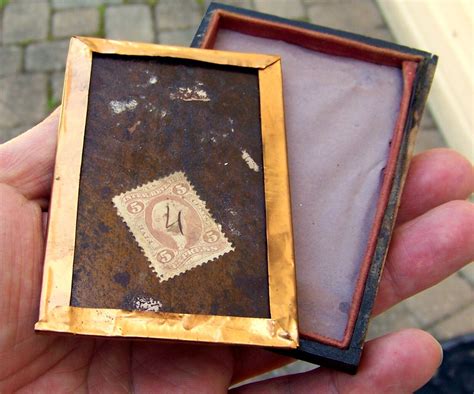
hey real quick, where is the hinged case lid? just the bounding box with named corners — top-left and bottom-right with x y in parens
top-left (192, 2), bottom-right (437, 372)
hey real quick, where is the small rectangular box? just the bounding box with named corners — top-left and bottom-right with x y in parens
top-left (192, 2), bottom-right (437, 372)
top-left (35, 37), bottom-right (299, 349)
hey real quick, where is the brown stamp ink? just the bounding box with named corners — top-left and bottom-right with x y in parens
top-left (113, 172), bottom-right (234, 282)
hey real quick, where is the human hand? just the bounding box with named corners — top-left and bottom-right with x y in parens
top-left (1, 110), bottom-right (473, 393)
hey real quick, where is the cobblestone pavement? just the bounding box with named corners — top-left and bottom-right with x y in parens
top-left (1, 0), bottom-right (472, 374)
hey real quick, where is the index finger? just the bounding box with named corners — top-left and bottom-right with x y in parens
top-left (0, 108), bottom-right (60, 201)
top-left (397, 148), bottom-right (474, 224)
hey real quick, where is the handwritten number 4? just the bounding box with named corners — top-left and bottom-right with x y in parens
top-left (164, 204), bottom-right (184, 235)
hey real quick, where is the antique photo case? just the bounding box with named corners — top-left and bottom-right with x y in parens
top-left (192, 3), bottom-right (437, 371)
top-left (35, 37), bottom-right (298, 349)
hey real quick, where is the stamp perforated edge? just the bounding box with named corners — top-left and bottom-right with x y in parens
top-left (112, 171), bottom-right (234, 282)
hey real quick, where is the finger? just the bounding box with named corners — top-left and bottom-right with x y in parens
top-left (33, 197), bottom-right (50, 211)
top-left (233, 199), bottom-right (473, 382)
top-left (0, 183), bottom-right (53, 387)
top-left (397, 148), bottom-right (474, 224)
top-left (0, 108), bottom-right (60, 201)
top-left (231, 348), bottom-right (294, 384)
top-left (233, 329), bottom-right (442, 393)
top-left (374, 199), bottom-right (474, 315)
top-left (130, 342), bottom-right (233, 392)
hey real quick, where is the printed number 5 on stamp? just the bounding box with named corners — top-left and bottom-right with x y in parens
top-left (113, 172), bottom-right (234, 282)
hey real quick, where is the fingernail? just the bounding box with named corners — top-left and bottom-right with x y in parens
top-left (436, 340), bottom-right (444, 368)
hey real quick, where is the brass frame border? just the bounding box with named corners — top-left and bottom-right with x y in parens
top-left (35, 37), bottom-right (298, 349)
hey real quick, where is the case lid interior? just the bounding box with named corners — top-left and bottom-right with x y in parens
top-left (211, 27), bottom-right (416, 347)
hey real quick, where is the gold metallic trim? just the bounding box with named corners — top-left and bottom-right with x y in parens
top-left (259, 62), bottom-right (298, 343)
top-left (36, 307), bottom-right (294, 347)
top-left (36, 37), bottom-right (298, 349)
top-left (76, 36), bottom-right (279, 69)
top-left (38, 37), bottom-right (92, 321)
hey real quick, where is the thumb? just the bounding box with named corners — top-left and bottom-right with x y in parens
top-left (233, 329), bottom-right (442, 393)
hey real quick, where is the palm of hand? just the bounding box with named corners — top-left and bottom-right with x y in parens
top-left (1, 111), bottom-right (473, 393)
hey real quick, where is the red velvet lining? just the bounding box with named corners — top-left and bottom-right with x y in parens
top-left (202, 10), bottom-right (423, 67)
top-left (200, 10), bottom-right (418, 348)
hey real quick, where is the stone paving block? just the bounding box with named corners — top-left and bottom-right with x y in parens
top-left (155, 0), bottom-right (201, 31)
top-left (302, 0), bottom-right (341, 4)
top-left (158, 28), bottom-right (195, 46)
top-left (25, 40), bottom-right (69, 72)
top-left (52, 0), bottom-right (121, 9)
top-left (404, 273), bottom-right (474, 327)
top-left (105, 5), bottom-right (154, 43)
top-left (254, 0), bottom-right (305, 20)
top-left (52, 7), bottom-right (100, 38)
top-left (420, 109), bottom-right (437, 131)
top-left (459, 263), bottom-right (474, 287)
top-left (8, 0), bottom-right (49, 2)
top-left (51, 71), bottom-right (65, 103)
top-left (0, 46), bottom-right (22, 77)
top-left (238, 360), bottom-right (316, 386)
top-left (414, 109), bottom-right (446, 153)
top-left (308, 0), bottom-right (393, 41)
top-left (0, 124), bottom-right (34, 144)
top-left (0, 73), bottom-right (47, 136)
top-left (414, 128), bottom-right (447, 154)
top-left (2, 2), bottom-right (50, 44)
top-left (367, 303), bottom-right (421, 340)
top-left (432, 303), bottom-right (474, 340)
top-left (204, 0), bottom-right (253, 8)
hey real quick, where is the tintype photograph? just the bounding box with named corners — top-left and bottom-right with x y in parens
top-left (35, 37), bottom-right (297, 349)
